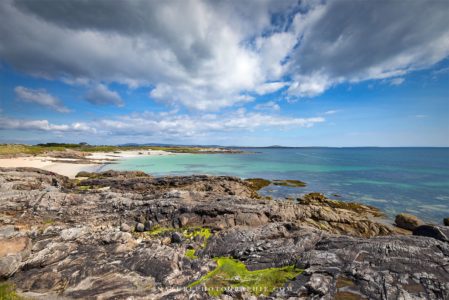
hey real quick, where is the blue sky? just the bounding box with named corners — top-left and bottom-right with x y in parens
top-left (1, 0), bottom-right (448, 146)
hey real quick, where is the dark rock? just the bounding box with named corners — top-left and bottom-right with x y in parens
top-left (395, 213), bottom-right (424, 231)
top-left (144, 221), bottom-right (153, 231)
top-left (444, 218), bottom-right (449, 226)
top-left (413, 224), bottom-right (449, 243)
top-left (171, 232), bottom-right (183, 243)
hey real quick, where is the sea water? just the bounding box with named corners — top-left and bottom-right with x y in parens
top-left (107, 147), bottom-right (449, 223)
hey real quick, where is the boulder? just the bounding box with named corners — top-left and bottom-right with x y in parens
top-left (144, 221), bottom-right (153, 231)
top-left (171, 232), bottom-right (183, 243)
top-left (413, 224), bottom-right (449, 243)
top-left (444, 218), bottom-right (449, 226)
top-left (135, 223), bottom-right (145, 232)
top-left (120, 223), bottom-right (131, 232)
top-left (0, 236), bottom-right (31, 278)
top-left (395, 213), bottom-right (423, 230)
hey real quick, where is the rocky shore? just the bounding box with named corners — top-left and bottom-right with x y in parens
top-left (0, 168), bottom-right (448, 299)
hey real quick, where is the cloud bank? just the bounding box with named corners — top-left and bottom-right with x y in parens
top-left (0, 0), bottom-right (447, 110)
top-left (0, 110), bottom-right (324, 139)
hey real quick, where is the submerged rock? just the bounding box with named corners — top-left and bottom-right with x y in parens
top-left (395, 213), bottom-right (424, 231)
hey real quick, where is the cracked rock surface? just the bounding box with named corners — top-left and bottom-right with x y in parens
top-left (0, 168), bottom-right (448, 299)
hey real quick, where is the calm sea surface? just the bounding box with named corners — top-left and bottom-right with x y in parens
top-left (107, 148), bottom-right (449, 223)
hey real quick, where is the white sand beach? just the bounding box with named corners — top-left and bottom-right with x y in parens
top-left (0, 150), bottom-right (173, 178)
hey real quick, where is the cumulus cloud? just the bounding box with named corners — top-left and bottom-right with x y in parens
top-left (0, 116), bottom-right (92, 132)
top-left (288, 0), bottom-right (449, 97)
top-left (14, 86), bottom-right (70, 113)
top-left (85, 84), bottom-right (124, 107)
top-left (0, 0), bottom-right (448, 109)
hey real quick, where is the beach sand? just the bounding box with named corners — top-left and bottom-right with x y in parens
top-left (0, 150), bottom-right (172, 178)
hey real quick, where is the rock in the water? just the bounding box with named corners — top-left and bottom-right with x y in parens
top-left (395, 213), bottom-right (424, 230)
top-left (135, 223), bottom-right (145, 232)
top-left (444, 218), bottom-right (449, 226)
top-left (413, 224), bottom-right (449, 243)
top-left (171, 232), bottom-right (183, 243)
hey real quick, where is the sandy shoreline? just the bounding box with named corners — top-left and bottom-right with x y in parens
top-left (0, 150), bottom-right (172, 178)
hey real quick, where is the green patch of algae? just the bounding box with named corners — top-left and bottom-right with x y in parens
top-left (0, 282), bottom-right (24, 300)
top-left (185, 249), bottom-right (199, 260)
top-left (188, 257), bottom-right (302, 296)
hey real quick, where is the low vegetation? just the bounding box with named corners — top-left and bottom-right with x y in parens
top-left (188, 257), bottom-right (302, 296)
top-left (0, 282), bottom-right (23, 300)
top-left (185, 249), bottom-right (199, 260)
top-left (0, 143), bottom-right (235, 157)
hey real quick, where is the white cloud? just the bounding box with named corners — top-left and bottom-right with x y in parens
top-left (14, 86), bottom-right (70, 113)
top-left (0, 110), bottom-right (324, 138)
top-left (0, 116), bottom-right (93, 132)
top-left (254, 82), bottom-right (288, 95)
top-left (389, 77), bottom-right (405, 86)
top-left (255, 101), bottom-right (280, 111)
top-left (323, 110), bottom-right (339, 115)
top-left (0, 0), bottom-right (448, 108)
top-left (287, 0), bottom-right (449, 97)
top-left (85, 84), bottom-right (124, 107)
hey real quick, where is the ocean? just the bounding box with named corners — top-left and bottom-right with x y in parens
top-left (106, 147), bottom-right (449, 223)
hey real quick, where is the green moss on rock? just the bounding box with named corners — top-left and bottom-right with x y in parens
top-left (0, 282), bottom-right (23, 300)
top-left (185, 249), bottom-right (198, 260)
top-left (245, 178), bottom-right (271, 191)
top-left (189, 257), bottom-right (302, 296)
top-left (272, 179), bottom-right (306, 187)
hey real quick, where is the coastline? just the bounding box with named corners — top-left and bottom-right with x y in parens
top-left (0, 149), bottom-right (173, 178)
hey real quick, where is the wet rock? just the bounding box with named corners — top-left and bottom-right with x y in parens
top-left (135, 223), bottom-right (145, 232)
top-left (395, 213), bottom-right (424, 231)
top-left (444, 218), bottom-right (449, 226)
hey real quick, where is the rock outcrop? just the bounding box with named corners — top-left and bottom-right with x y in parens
top-left (0, 168), bottom-right (448, 299)
top-left (395, 213), bottom-right (424, 231)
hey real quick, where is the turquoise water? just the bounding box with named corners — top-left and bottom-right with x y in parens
top-left (107, 148), bottom-right (449, 223)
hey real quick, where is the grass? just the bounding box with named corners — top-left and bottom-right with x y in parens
top-left (0, 143), bottom-right (231, 157)
top-left (188, 257), bottom-right (302, 296)
top-left (0, 282), bottom-right (23, 300)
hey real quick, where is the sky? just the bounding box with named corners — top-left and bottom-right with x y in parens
top-left (0, 0), bottom-right (448, 147)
